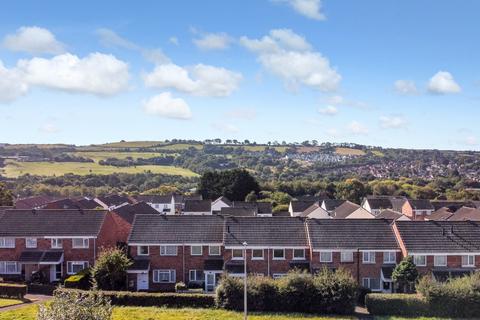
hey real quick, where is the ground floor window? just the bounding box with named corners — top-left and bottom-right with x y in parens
top-left (67, 261), bottom-right (89, 274)
top-left (153, 269), bottom-right (176, 283)
top-left (362, 277), bottom-right (381, 291)
top-left (272, 273), bottom-right (286, 279)
top-left (0, 261), bottom-right (20, 274)
top-left (189, 269), bottom-right (204, 282)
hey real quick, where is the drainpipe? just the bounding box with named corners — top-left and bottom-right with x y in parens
top-left (94, 238), bottom-right (97, 262)
top-left (267, 248), bottom-right (270, 277)
top-left (357, 248), bottom-right (360, 285)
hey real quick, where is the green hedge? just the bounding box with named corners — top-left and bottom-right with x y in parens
top-left (365, 293), bottom-right (430, 317)
top-left (0, 283), bottom-right (27, 299)
top-left (64, 269), bottom-right (91, 290)
top-left (55, 288), bottom-right (214, 308)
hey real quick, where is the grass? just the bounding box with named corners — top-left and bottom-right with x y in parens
top-left (1, 160), bottom-right (198, 178)
top-left (92, 141), bottom-right (166, 148)
top-left (371, 150), bottom-right (385, 157)
top-left (72, 151), bottom-right (170, 163)
top-left (156, 143), bottom-right (204, 151)
top-left (0, 298), bottom-right (23, 308)
top-left (335, 147), bottom-right (366, 156)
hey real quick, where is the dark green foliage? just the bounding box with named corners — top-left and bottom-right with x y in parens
top-left (0, 283), bottom-right (27, 299)
top-left (336, 178), bottom-right (369, 203)
top-left (198, 169), bottom-right (260, 201)
top-left (0, 182), bottom-right (13, 206)
top-left (91, 248), bottom-right (132, 291)
top-left (55, 288), bottom-right (215, 308)
top-left (365, 293), bottom-right (430, 316)
top-left (356, 287), bottom-right (371, 306)
top-left (392, 256), bottom-right (418, 293)
top-left (64, 268), bottom-right (91, 290)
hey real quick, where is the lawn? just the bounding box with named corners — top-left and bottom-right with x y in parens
top-left (0, 298), bottom-right (23, 308)
top-left (72, 151), bottom-right (171, 163)
top-left (335, 147), bottom-right (366, 156)
top-left (1, 160), bottom-right (198, 178)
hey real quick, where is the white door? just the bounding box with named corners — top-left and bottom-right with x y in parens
top-left (205, 272), bottom-right (216, 292)
top-left (137, 273), bottom-right (149, 291)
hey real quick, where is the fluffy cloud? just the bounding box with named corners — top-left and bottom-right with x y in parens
top-left (143, 92), bottom-right (192, 119)
top-left (3, 26), bottom-right (65, 54)
top-left (240, 29), bottom-right (340, 92)
top-left (169, 37), bottom-right (179, 45)
top-left (348, 121), bottom-right (368, 135)
top-left (275, 0), bottom-right (326, 20)
top-left (211, 122), bottom-right (239, 133)
top-left (144, 63), bottom-right (242, 97)
top-left (318, 105), bottom-right (338, 115)
top-left (0, 61), bottom-right (28, 103)
top-left (394, 80), bottom-right (418, 95)
top-left (18, 53), bottom-right (129, 96)
top-left (193, 32), bottom-right (232, 50)
top-left (427, 71), bottom-right (461, 94)
top-left (379, 115), bottom-right (407, 129)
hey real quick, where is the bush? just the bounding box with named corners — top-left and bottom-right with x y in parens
top-left (0, 283), bottom-right (27, 299)
top-left (175, 282), bottom-right (187, 292)
top-left (312, 268), bottom-right (358, 314)
top-left (55, 288), bottom-right (215, 308)
top-left (91, 247), bottom-right (132, 291)
top-left (64, 268), bottom-right (91, 290)
top-left (215, 276), bottom-right (244, 311)
top-left (27, 283), bottom-right (56, 295)
top-left (277, 271), bottom-right (317, 313)
top-left (357, 286), bottom-right (371, 306)
top-left (365, 293), bottom-right (430, 317)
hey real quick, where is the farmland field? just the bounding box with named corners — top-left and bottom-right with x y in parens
top-left (335, 147), bottom-right (366, 156)
top-left (156, 143), bottom-right (204, 151)
top-left (72, 151), bottom-right (170, 162)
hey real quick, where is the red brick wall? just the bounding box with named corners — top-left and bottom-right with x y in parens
top-left (415, 254), bottom-right (480, 275)
top-left (96, 212), bottom-right (131, 255)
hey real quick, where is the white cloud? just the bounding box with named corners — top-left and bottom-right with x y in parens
top-left (193, 32), bottom-right (232, 50)
top-left (427, 71), bottom-right (461, 94)
top-left (144, 63), bottom-right (242, 97)
top-left (394, 80), bottom-right (418, 95)
top-left (211, 122), bottom-right (239, 133)
top-left (240, 29), bottom-right (340, 92)
top-left (348, 121), bottom-right (369, 135)
top-left (18, 53), bottom-right (129, 96)
top-left (379, 115), bottom-right (407, 129)
top-left (38, 123), bottom-right (59, 134)
top-left (275, 0), bottom-right (326, 20)
top-left (143, 92), bottom-right (192, 119)
top-left (0, 60), bottom-right (28, 103)
top-left (169, 37), bottom-right (179, 45)
top-left (3, 26), bottom-right (65, 55)
top-left (226, 108), bottom-right (257, 120)
top-left (464, 136), bottom-right (478, 146)
top-left (318, 105), bottom-right (338, 115)
top-left (327, 95), bottom-right (344, 105)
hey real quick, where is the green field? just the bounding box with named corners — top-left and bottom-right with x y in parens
top-left (92, 141), bottom-right (165, 148)
top-left (156, 143), bottom-right (204, 151)
top-left (335, 147), bottom-right (366, 156)
top-left (1, 160), bottom-right (198, 178)
top-left (72, 151), bottom-right (170, 163)
top-left (0, 298), bottom-right (23, 308)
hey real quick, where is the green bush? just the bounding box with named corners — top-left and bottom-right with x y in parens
top-left (248, 276), bottom-right (279, 312)
top-left (175, 282), bottom-right (187, 292)
top-left (215, 276), bottom-right (244, 311)
top-left (64, 268), bottom-right (91, 290)
top-left (365, 293), bottom-right (430, 317)
top-left (92, 247), bottom-right (132, 291)
top-left (312, 268), bottom-right (358, 314)
top-left (357, 286), bottom-right (371, 306)
top-left (277, 271), bottom-right (317, 313)
top-left (0, 283), bottom-right (27, 299)
top-left (55, 288), bottom-right (214, 308)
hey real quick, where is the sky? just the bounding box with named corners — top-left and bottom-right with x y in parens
top-left (0, 0), bottom-right (479, 150)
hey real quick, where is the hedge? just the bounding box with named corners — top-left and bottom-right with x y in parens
top-left (64, 268), bottom-right (91, 290)
top-left (0, 283), bottom-right (27, 299)
top-left (365, 293), bottom-right (430, 317)
top-left (55, 288), bottom-right (214, 308)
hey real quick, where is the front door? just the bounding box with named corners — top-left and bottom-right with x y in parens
top-left (50, 264), bottom-right (62, 282)
top-left (205, 272), bottom-right (216, 292)
top-left (137, 273), bottom-right (149, 291)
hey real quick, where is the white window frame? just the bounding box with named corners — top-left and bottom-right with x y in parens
top-left (190, 245), bottom-right (203, 256)
top-left (272, 249), bottom-right (285, 260)
top-left (153, 269), bottom-right (176, 283)
top-left (272, 273), bottom-right (286, 279)
top-left (51, 238), bottom-right (63, 249)
top-left (189, 269), bottom-right (204, 282)
top-left (25, 237), bottom-right (37, 249)
top-left (160, 245), bottom-right (177, 256)
top-left (208, 245), bottom-right (221, 256)
top-left (0, 237), bottom-right (15, 249)
top-left (341, 251), bottom-right (354, 262)
top-left (413, 255), bottom-right (427, 267)
top-left (362, 251), bottom-right (376, 264)
top-left (0, 261), bottom-right (20, 274)
top-left (293, 249), bottom-right (305, 260)
top-left (462, 255), bottom-right (475, 267)
top-left (72, 238), bottom-right (89, 249)
top-left (138, 246), bottom-right (149, 256)
top-left (434, 255), bottom-right (447, 267)
top-left (252, 249), bottom-right (264, 260)
top-left (362, 277), bottom-right (381, 291)
top-left (232, 249), bottom-right (244, 260)
top-left (320, 251), bottom-right (333, 263)
top-left (383, 251), bottom-right (396, 264)
top-left (67, 261), bottom-right (89, 275)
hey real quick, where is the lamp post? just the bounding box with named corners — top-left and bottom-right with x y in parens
top-left (243, 241), bottom-right (248, 320)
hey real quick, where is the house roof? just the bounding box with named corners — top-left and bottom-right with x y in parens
top-left (96, 195), bottom-right (132, 207)
top-left (430, 201), bottom-right (471, 211)
top-left (322, 199), bottom-right (346, 211)
top-left (113, 202), bottom-right (159, 224)
top-left (395, 221), bottom-right (480, 253)
top-left (128, 215), bottom-right (225, 244)
top-left (232, 201), bottom-right (272, 213)
top-left (333, 201), bottom-right (360, 219)
top-left (426, 207), bottom-right (454, 221)
top-left (134, 194), bottom-right (172, 204)
top-left (14, 196), bottom-right (57, 209)
top-left (365, 197), bottom-right (393, 210)
top-left (220, 207), bottom-right (256, 217)
top-left (290, 200), bottom-right (316, 212)
top-left (301, 203), bottom-right (321, 217)
top-left (76, 198), bottom-right (101, 209)
top-left (307, 219), bottom-right (399, 250)
top-left (213, 196), bottom-right (232, 206)
top-left (184, 200), bottom-right (211, 212)
top-left (375, 209), bottom-right (404, 221)
top-left (448, 207), bottom-right (480, 221)
top-left (390, 198), bottom-right (407, 212)
top-left (0, 209), bottom-right (107, 237)
top-left (408, 199), bottom-right (434, 210)
top-left (43, 198), bottom-right (80, 210)
top-left (272, 211), bottom-right (291, 217)
top-left (224, 217), bottom-right (308, 247)
top-left (256, 202), bottom-right (273, 214)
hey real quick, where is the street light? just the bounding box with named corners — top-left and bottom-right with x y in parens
top-left (243, 241), bottom-right (248, 320)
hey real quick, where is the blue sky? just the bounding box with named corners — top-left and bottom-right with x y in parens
top-left (0, 0), bottom-right (479, 150)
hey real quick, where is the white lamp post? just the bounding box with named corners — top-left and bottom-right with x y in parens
top-left (243, 241), bottom-right (248, 320)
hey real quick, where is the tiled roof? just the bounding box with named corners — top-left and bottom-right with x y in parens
top-left (0, 209), bottom-right (107, 237)
top-left (220, 207), bottom-right (256, 217)
top-left (18, 250), bottom-right (63, 263)
top-left (409, 199), bottom-right (434, 210)
top-left (290, 200), bottom-right (316, 212)
top-left (76, 198), bottom-right (101, 209)
top-left (390, 198), bottom-right (407, 212)
top-left (224, 217), bottom-right (308, 247)
top-left (96, 195), bottom-right (132, 207)
top-left (395, 220), bottom-right (480, 253)
top-left (375, 209), bottom-right (404, 220)
top-left (322, 199), bottom-right (346, 211)
top-left (307, 219), bottom-right (399, 250)
top-left (134, 194), bottom-right (172, 203)
top-left (427, 207), bottom-right (454, 221)
top-left (365, 197), bottom-right (393, 210)
top-left (430, 201), bottom-right (470, 211)
top-left (15, 196), bottom-right (57, 209)
top-left (333, 201), bottom-right (360, 219)
top-left (448, 207), bottom-right (480, 221)
top-left (128, 215), bottom-right (225, 244)
top-left (213, 196), bottom-right (232, 206)
top-left (113, 202), bottom-right (159, 224)
top-left (43, 198), bottom-right (80, 210)
top-left (184, 200), bottom-right (211, 212)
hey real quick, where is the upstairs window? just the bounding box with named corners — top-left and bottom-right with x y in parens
top-left (191, 245), bottom-right (203, 256)
top-left (434, 255), bottom-right (447, 267)
top-left (413, 255), bottom-right (427, 266)
top-left (232, 249), bottom-right (244, 260)
top-left (138, 246), bottom-right (149, 256)
top-left (0, 238), bottom-right (15, 248)
top-left (293, 249), bottom-right (305, 260)
top-left (383, 251), bottom-right (396, 264)
top-left (362, 251), bottom-right (376, 264)
top-left (320, 251), bottom-right (333, 263)
top-left (160, 245), bottom-right (177, 256)
top-left (51, 238), bottom-right (63, 249)
top-left (72, 238), bottom-right (89, 249)
top-left (462, 255), bottom-right (475, 267)
top-left (208, 246), bottom-right (221, 256)
top-left (25, 238), bottom-right (37, 249)
top-left (273, 249), bottom-right (285, 260)
top-left (341, 251), bottom-right (354, 262)
top-left (252, 249), bottom-right (264, 260)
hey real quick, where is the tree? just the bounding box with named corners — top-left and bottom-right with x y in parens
top-left (91, 247), bottom-right (132, 291)
top-left (245, 190), bottom-right (257, 202)
top-left (198, 169), bottom-right (260, 201)
top-left (336, 179), bottom-right (368, 203)
top-left (0, 183), bottom-right (13, 206)
top-left (392, 256), bottom-right (418, 293)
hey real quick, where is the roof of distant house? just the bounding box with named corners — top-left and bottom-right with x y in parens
top-left (213, 196), bottom-right (232, 206)
top-left (76, 198), bottom-right (102, 209)
top-left (134, 194), bottom-right (172, 204)
top-left (220, 207), bottom-right (256, 217)
top-left (448, 207), bottom-right (480, 221)
top-left (43, 198), bottom-right (80, 210)
top-left (112, 202), bottom-right (159, 224)
top-left (390, 198), bottom-right (407, 212)
top-left (96, 194), bottom-right (132, 207)
top-left (364, 197), bottom-right (393, 210)
top-left (426, 207), bottom-right (454, 221)
top-left (184, 200), bottom-right (211, 212)
top-left (430, 201), bottom-right (472, 211)
top-left (290, 200), bottom-right (317, 212)
top-left (333, 201), bottom-right (361, 219)
top-left (408, 199), bottom-right (434, 210)
top-left (15, 196), bottom-right (57, 209)
top-left (375, 209), bottom-right (405, 221)
top-left (322, 199), bottom-right (346, 211)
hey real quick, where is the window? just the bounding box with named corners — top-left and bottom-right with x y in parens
top-left (272, 273), bottom-right (286, 279)
top-left (25, 238), bottom-right (37, 249)
top-left (341, 251), bottom-right (354, 262)
top-left (189, 270), bottom-right (204, 282)
top-left (413, 255), bottom-right (427, 266)
top-left (72, 238), bottom-right (89, 249)
top-left (0, 261), bottom-right (20, 274)
top-left (232, 249), bottom-right (244, 260)
top-left (462, 255), bottom-right (475, 267)
top-left (252, 249), bottom-right (264, 260)
top-left (153, 269), bottom-right (176, 283)
top-left (160, 245), bottom-right (177, 256)
top-left (0, 238), bottom-right (15, 248)
top-left (363, 278), bottom-right (381, 291)
top-left (209, 246), bottom-right (221, 256)
top-left (320, 251), bottom-right (332, 263)
top-left (363, 251), bottom-right (376, 264)
top-left (191, 245), bottom-right (202, 256)
top-left (67, 261), bottom-right (89, 274)
top-left (293, 249), bottom-right (305, 260)
top-left (434, 255), bottom-right (447, 267)
top-left (273, 249), bottom-right (285, 260)
top-left (383, 251), bottom-right (396, 264)
top-left (138, 246), bottom-right (149, 256)
top-left (51, 238), bottom-right (63, 249)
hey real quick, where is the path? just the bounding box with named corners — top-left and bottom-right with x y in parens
top-left (0, 294), bottom-right (51, 312)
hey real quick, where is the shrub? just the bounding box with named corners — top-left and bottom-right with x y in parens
top-left (215, 276), bottom-right (244, 311)
top-left (357, 286), bottom-right (371, 306)
top-left (55, 288), bottom-right (214, 308)
top-left (277, 271), bottom-right (316, 313)
top-left (38, 289), bottom-right (112, 320)
top-left (64, 268), bottom-right (91, 290)
top-left (175, 282), bottom-right (187, 292)
top-left (0, 283), bottom-right (27, 299)
top-left (365, 293), bottom-right (430, 317)
top-left (312, 268), bottom-right (358, 314)
top-left (247, 276), bottom-right (279, 312)
top-left (392, 256), bottom-right (418, 293)
top-left (91, 247), bottom-right (132, 291)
